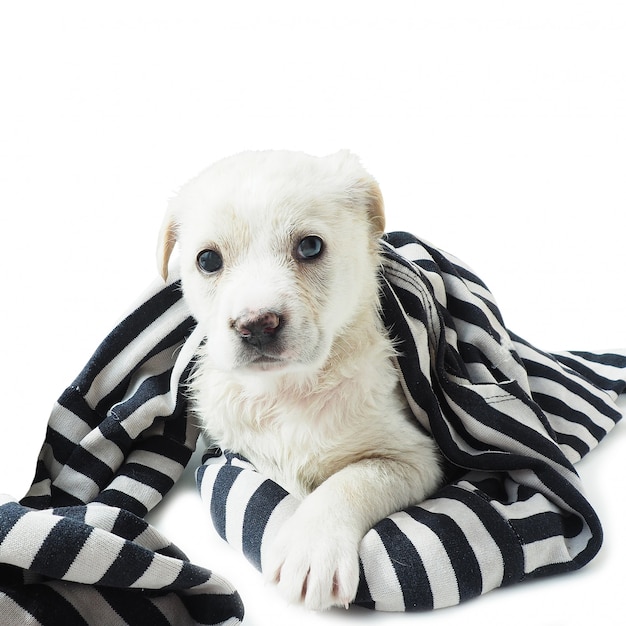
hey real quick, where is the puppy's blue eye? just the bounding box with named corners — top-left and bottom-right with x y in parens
top-left (197, 249), bottom-right (223, 273)
top-left (297, 236), bottom-right (323, 260)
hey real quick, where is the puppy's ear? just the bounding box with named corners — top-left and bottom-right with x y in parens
top-left (361, 177), bottom-right (385, 238)
top-left (330, 150), bottom-right (386, 238)
top-left (157, 208), bottom-right (178, 281)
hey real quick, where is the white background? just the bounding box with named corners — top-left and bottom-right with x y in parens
top-left (1, 2), bottom-right (625, 624)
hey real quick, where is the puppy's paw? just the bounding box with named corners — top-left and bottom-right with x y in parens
top-left (266, 516), bottom-right (360, 610)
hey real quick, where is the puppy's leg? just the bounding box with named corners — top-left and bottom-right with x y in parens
top-left (266, 446), bottom-right (441, 610)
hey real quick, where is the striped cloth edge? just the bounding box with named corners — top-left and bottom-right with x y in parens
top-left (197, 231), bottom-right (626, 612)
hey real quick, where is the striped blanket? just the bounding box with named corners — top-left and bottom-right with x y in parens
top-left (1, 231), bottom-right (624, 623)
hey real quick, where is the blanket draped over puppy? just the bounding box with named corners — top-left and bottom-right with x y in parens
top-left (1, 232), bottom-right (624, 623)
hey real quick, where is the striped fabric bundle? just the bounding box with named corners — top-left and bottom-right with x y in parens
top-left (1, 231), bottom-right (624, 622)
top-left (198, 232), bottom-right (626, 611)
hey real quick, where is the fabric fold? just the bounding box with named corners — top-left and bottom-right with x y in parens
top-left (1, 275), bottom-right (243, 625)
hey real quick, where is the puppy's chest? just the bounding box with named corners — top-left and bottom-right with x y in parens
top-left (232, 409), bottom-right (336, 496)
top-left (196, 379), bottom-right (367, 496)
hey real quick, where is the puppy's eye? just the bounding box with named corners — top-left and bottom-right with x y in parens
top-left (197, 249), bottom-right (223, 273)
top-left (296, 236), bottom-right (324, 260)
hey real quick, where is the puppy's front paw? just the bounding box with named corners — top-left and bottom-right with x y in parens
top-left (266, 516), bottom-right (360, 610)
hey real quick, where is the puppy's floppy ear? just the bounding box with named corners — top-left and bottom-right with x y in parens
top-left (157, 207), bottom-right (178, 281)
top-left (330, 150), bottom-right (386, 238)
top-left (360, 177), bottom-right (385, 238)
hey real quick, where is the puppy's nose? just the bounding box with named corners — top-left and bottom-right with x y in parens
top-left (234, 311), bottom-right (282, 350)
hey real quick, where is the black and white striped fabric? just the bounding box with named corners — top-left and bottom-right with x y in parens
top-left (0, 281), bottom-right (242, 625)
top-left (198, 232), bottom-right (626, 611)
top-left (1, 231), bottom-right (624, 622)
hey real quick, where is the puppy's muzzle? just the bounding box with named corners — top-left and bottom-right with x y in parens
top-left (234, 310), bottom-right (282, 351)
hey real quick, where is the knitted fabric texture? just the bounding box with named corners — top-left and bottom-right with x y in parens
top-left (1, 232), bottom-right (624, 622)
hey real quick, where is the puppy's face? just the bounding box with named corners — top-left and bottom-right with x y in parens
top-left (158, 151), bottom-right (385, 378)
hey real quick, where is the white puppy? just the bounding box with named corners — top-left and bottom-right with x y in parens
top-left (157, 150), bottom-right (443, 610)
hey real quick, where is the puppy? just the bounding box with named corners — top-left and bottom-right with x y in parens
top-left (157, 150), bottom-right (443, 610)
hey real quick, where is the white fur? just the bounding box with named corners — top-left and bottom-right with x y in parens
top-left (158, 150), bottom-right (443, 610)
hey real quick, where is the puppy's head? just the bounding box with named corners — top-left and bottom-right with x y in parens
top-left (158, 150), bottom-right (385, 377)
